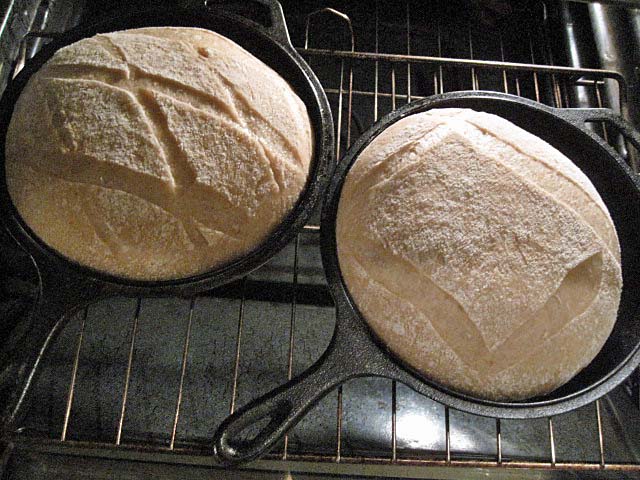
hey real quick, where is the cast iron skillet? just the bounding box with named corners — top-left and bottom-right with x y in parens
top-left (0, 0), bottom-right (333, 432)
top-left (214, 91), bottom-right (640, 465)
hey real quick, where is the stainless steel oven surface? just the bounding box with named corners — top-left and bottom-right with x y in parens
top-left (0, 0), bottom-right (639, 478)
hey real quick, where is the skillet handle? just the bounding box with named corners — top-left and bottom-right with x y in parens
top-left (555, 108), bottom-right (640, 159)
top-left (206, 0), bottom-right (291, 47)
top-left (0, 267), bottom-right (104, 433)
top-left (214, 325), bottom-right (365, 465)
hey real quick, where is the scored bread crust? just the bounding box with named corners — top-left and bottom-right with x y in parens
top-left (6, 27), bottom-right (312, 280)
top-left (337, 109), bottom-right (622, 401)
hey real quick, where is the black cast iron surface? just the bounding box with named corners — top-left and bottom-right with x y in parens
top-left (214, 91), bottom-right (640, 464)
top-left (0, 0), bottom-right (333, 434)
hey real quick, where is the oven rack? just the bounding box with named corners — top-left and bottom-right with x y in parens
top-left (2, 1), bottom-right (640, 478)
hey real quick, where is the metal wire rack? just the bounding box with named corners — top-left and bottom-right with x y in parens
top-left (3, 1), bottom-right (640, 478)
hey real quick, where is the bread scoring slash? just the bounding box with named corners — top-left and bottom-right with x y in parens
top-left (337, 108), bottom-right (622, 401)
top-left (5, 27), bottom-right (313, 280)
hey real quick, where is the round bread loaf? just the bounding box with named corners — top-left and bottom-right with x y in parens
top-left (337, 108), bottom-right (622, 401)
top-left (5, 27), bottom-right (313, 280)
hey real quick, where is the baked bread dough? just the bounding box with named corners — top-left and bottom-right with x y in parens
top-left (5, 27), bottom-right (312, 280)
top-left (337, 108), bottom-right (622, 401)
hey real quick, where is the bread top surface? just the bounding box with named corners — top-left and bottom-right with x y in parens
top-left (337, 108), bottom-right (622, 401)
top-left (5, 27), bottom-right (313, 280)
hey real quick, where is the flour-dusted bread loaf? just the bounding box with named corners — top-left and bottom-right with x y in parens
top-left (337, 108), bottom-right (622, 401)
top-left (5, 27), bottom-right (313, 280)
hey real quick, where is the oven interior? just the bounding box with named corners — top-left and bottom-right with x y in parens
top-left (0, 0), bottom-right (639, 478)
